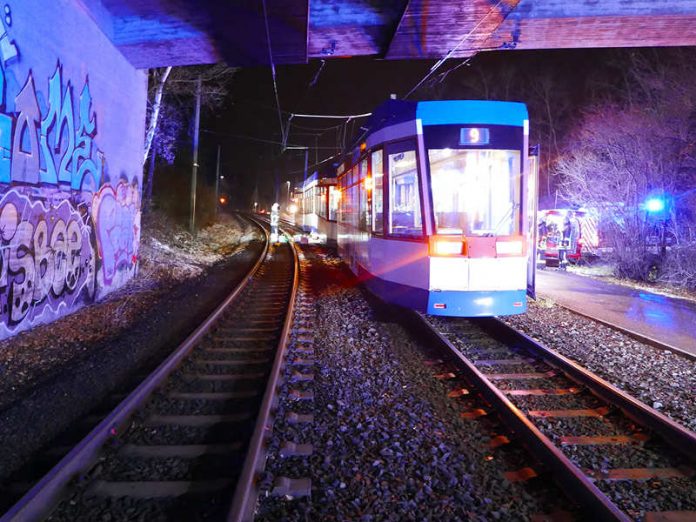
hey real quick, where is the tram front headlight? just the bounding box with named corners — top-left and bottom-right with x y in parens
top-left (496, 240), bottom-right (523, 255)
top-left (430, 236), bottom-right (465, 256)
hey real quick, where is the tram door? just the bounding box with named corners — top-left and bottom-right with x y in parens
top-left (526, 144), bottom-right (540, 299)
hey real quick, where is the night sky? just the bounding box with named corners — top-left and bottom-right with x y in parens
top-left (208, 56), bottom-right (432, 207)
top-left (202, 47), bottom-right (668, 209)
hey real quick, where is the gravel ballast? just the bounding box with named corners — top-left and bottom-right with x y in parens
top-left (429, 311), bottom-right (696, 520)
top-left (256, 248), bottom-right (571, 521)
top-left (503, 297), bottom-right (696, 432)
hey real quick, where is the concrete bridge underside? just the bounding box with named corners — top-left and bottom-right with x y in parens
top-left (78, 0), bottom-right (696, 68)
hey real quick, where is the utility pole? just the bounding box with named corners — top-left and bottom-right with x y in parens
top-left (215, 144), bottom-right (221, 217)
top-left (190, 75), bottom-right (201, 235)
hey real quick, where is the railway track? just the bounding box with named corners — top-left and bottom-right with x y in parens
top-left (552, 301), bottom-right (696, 362)
top-left (412, 313), bottom-right (696, 521)
top-left (1, 217), bottom-right (299, 521)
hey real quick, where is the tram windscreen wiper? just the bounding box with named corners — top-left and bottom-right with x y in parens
top-left (485, 203), bottom-right (519, 237)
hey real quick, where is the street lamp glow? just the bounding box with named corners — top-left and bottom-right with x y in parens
top-left (645, 197), bottom-right (665, 213)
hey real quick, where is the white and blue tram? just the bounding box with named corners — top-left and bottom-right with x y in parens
top-left (298, 171), bottom-right (340, 245)
top-left (336, 99), bottom-right (538, 317)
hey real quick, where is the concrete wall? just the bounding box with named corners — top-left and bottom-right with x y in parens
top-left (0, 0), bottom-right (147, 339)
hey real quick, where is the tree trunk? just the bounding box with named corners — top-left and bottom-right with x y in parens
top-left (144, 134), bottom-right (157, 206)
top-left (143, 66), bottom-right (172, 165)
top-left (189, 75), bottom-right (202, 235)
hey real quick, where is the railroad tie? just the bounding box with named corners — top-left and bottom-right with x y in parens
top-left (290, 370), bottom-right (314, 383)
top-left (167, 391), bottom-right (258, 400)
top-left (291, 357), bottom-right (315, 367)
top-left (560, 433), bottom-right (649, 446)
top-left (460, 408), bottom-right (488, 420)
top-left (489, 435), bottom-right (511, 449)
top-left (143, 412), bottom-right (253, 426)
top-left (504, 467), bottom-right (538, 482)
top-left (585, 467), bottom-right (694, 481)
top-left (279, 441), bottom-right (313, 458)
top-left (88, 479), bottom-right (233, 499)
top-left (118, 443), bottom-right (243, 458)
top-left (271, 477), bottom-right (312, 499)
top-left (288, 389), bottom-right (314, 401)
top-left (286, 411), bottom-right (314, 424)
top-left (527, 406), bottom-right (610, 418)
top-left (294, 346), bottom-right (315, 356)
top-left (474, 358), bottom-right (535, 366)
top-left (183, 372), bottom-right (265, 381)
top-left (644, 511), bottom-right (696, 522)
top-left (447, 388), bottom-right (470, 398)
top-left (506, 387), bottom-right (581, 396)
top-left (486, 370), bottom-right (556, 380)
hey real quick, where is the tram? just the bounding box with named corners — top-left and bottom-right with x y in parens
top-left (336, 99), bottom-right (538, 317)
top-left (297, 171), bottom-right (340, 245)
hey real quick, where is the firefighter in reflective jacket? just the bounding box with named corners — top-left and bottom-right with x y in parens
top-left (270, 202), bottom-right (280, 243)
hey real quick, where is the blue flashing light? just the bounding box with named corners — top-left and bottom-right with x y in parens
top-left (645, 197), bottom-right (665, 213)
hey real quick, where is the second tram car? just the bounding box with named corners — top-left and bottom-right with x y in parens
top-left (298, 171), bottom-right (340, 245)
top-left (336, 99), bottom-right (538, 317)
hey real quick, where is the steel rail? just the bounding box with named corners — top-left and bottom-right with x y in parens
top-left (408, 311), bottom-right (630, 522)
top-left (480, 317), bottom-right (696, 461)
top-left (227, 226), bottom-right (300, 522)
top-left (1, 215), bottom-right (270, 522)
top-left (552, 301), bottom-right (696, 362)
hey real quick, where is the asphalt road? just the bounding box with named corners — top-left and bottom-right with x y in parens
top-left (536, 269), bottom-right (696, 356)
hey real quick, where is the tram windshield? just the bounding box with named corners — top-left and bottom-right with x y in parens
top-left (429, 148), bottom-right (521, 236)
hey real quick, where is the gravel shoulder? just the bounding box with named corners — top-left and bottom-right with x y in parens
top-left (0, 212), bottom-right (263, 483)
top-left (567, 263), bottom-right (696, 304)
top-left (503, 297), bottom-right (696, 432)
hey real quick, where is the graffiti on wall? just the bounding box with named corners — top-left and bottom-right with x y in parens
top-left (93, 182), bottom-right (141, 286)
top-left (0, 189), bottom-right (95, 326)
top-left (0, 3), bottom-right (141, 339)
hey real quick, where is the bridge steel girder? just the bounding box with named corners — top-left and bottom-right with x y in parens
top-left (81, 0), bottom-right (696, 69)
top-left (385, 0), bottom-right (696, 60)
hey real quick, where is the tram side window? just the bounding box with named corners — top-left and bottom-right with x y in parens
top-left (317, 186), bottom-right (325, 219)
top-left (302, 187), bottom-right (310, 215)
top-left (350, 182), bottom-right (359, 229)
top-left (388, 150), bottom-right (422, 237)
top-left (339, 178), bottom-right (346, 220)
top-left (359, 158), bottom-right (370, 231)
top-left (349, 166), bottom-right (359, 229)
top-left (329, 185), bottom-right (339, 221)
top-left (372, 150), bottom-right (383, 233)
top-left (314, 186), bottom-right (321, 217)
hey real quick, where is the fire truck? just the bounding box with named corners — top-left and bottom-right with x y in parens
top-left (537, 208), bottom-right (599, 268)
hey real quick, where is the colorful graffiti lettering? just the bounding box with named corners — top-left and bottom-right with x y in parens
top-left (0, 189), bottom-right (95, 335)
top-left (92, 182), bottom-right (141, 285)
top-left (38, 66), bottom-right (101, 191)
top-left (0, 65), bottom-right (103, 191)
top-left (0, 3), bottom-right (141, 339)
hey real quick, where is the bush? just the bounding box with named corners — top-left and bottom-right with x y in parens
top-left (612, 250), bottom-right (661, 283)
top-left (657, 243), bottom-right (696, 289)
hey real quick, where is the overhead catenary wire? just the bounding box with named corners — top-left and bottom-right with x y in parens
top-left (290, 112), bottom-right (372, 119)
top-left (309, 59), bottom-right (326, 88)
top-left (404, 0), bottom-right (505, 99)
top-left (289, 121), bottom-right (345, 132)
top-left (261, 0), bottom-right (285, 145)
top-left (286, 151), bottom-right (342, 175)
top-left (201, 129), bottom-right (337, 149)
